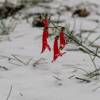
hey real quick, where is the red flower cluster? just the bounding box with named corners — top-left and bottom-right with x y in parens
top-left (41, 15), bottom-right (68, 62)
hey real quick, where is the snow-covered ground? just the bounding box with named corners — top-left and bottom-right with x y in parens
top-left (0, 0), bottom-right (100, 100)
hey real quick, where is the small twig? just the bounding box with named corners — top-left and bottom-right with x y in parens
top-left (53, 76), bottom-right (62, 81)
top-left (84, 32), bottom-right (94, 43)
top-left (63, 65), bottom-right (89, 75)
top-left (89, 35), bottom-right (100, 46)
top-left (92, 86), bottom-right (100, 92)
top-left (26, 58), bottom-right (33, 65)
top-left (75, 77), bottom-right (91, 83)
top-left (88, 52), bottom-right (98, 79)
top-left (88, 54), bottom-right (98, 72)
top-left (79, 19), bottom-right (83, 43)
top-left (68, 75), bottom-right (75, 79)
top-left (86, 68), bottom-right (100, 78)
top-left (0, 55), bottom-right (15, 60)
top-left (10, 54), bottom-right (33, 65)
top-left (93, 48), bottom-right (99, 60)
top-left (33, 58), bottom-right (46, 67)
top-left (12, 55), bottom-right (26, 65)
top-left (0, 65), bottom-right (8, 70)
top-left (6, 85), bottom-right (12, 100)
top-left (9, 61), bottom-right (22, 66)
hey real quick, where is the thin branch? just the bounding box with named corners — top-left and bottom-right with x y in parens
top-left (12, 55), bottom-right (26, 65)
top-left (26, 58), bottom-right (33, 65)
top-left (93, 48), bottom-right (99, 60)
top-left (63, 65), bottom-right (89, 75)
top-left (75, 77), bottom-right (91, 83)
top-left (92, 86), bottom-right (100, 92)
top-left (6, 85), bottom-right (12, 100)
top-left (89, 35), bottom-right (100, 46)
top-left (88, 54), bottom-right (97, 70)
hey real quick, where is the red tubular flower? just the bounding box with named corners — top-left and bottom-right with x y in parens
top-left (59, 27), bottom-right (66, 49)
top-left (60, 31), bottom-right (66, 49)
top-left (41, 28), bottom-right (51, 53)
top-left (52, 36), bottom-right (61, 62)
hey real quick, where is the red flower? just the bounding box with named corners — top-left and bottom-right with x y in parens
top-left (60, 31), bottom-right (66, 49)
top-left (52, 36), bottom-right (65, 62)
top-left (41, 28), bottom-right (51, 53)
top-left (59, 27), bottom-right (66, 49)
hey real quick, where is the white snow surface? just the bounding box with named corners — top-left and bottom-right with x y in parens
top-left (0, 0), bottom-right (100, 100)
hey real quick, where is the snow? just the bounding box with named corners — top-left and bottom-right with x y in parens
top-left (0, 0), bottom-right (100, 100)
top-left (0, 0), bottom-right (20, 5)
